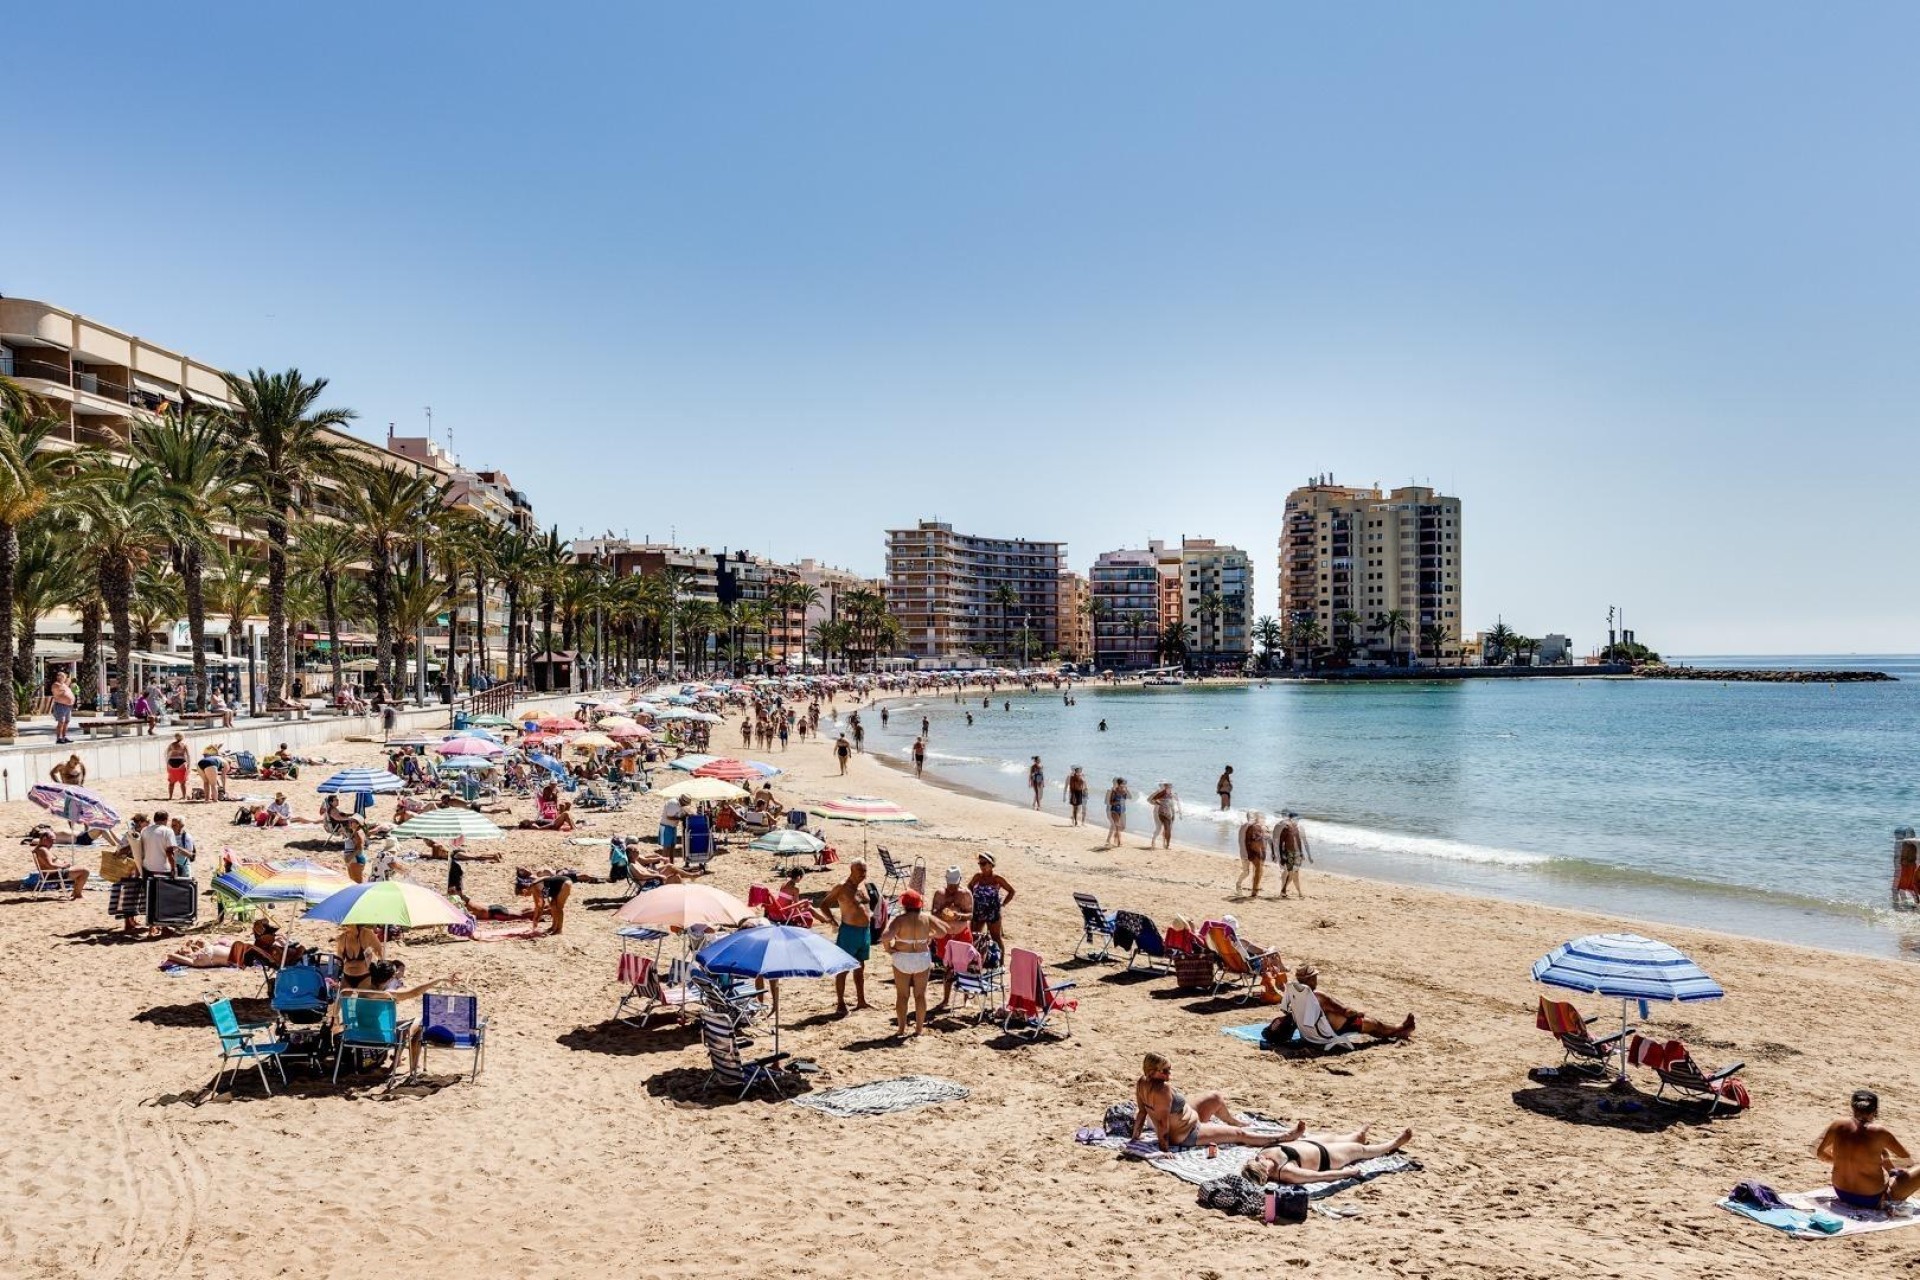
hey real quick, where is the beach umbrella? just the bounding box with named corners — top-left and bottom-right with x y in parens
top-left (598, 715), bottom-right (640, 731)
top-left (538, 716), bottom-right (586, 731)
top-left (683, 711), bottom-right (722, 724)
top-left (615, 883), bottom-right (755, 930)
top-left (315, 768), bottom-right (405, 795)
top-left (470, 714), bottom-right (514, 729)
top-left (28, 783), bottom-right (120, 829)
top-left (383, 734), bottom-right (440, 748)
top-left (570, 731), bottom-right (616, 751)
top-left (525, 751), bottom-right (568, 777)
top-left (436, 736), bottom-right (505, 757)
top-left (391, 809), bottom-right (506, 842)
top-left (749, 829), bottom-right (825, 856)
top-left (697, 924), bottom-right (857, 1055)
top-left (1532, 932), bottom-right (1725, 1081)
top-left (692, 757), bottom-right (769, 783)
top-left (241, 859), bottom-right (352, 904)
top-left (668, 754), bottom-right (718, 772)
top-left (435, 755), bottom-right (497, 772)
top-left (654, 776), bottom-right (750, 803)
top-left (305, 880), bottom-right (472, 929)
top-left (811, 796), bottom-right (918, 823)
top-left (449, 727), bottom-right (504, 744)
top-left (606, 724), bottom-right (650, 740)
top-left (593, 700), bottom-right (627, 714)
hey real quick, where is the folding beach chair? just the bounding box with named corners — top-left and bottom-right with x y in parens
top-left (1629, 1034), bottom-right (1748, 1115)
top-left (421, 992), bottom-right (489, 1081)
top-left (876, 847), bottom-right (908, 897)
top-left (684, 814), bottom-right (713, 863)
top-left (207, 997), bottom-right (289, 1096)
top-left (691, 969), bottom-right (766, 1024)
top-left (25, 852), bottom-right (74, 896)
top-left (1001, 948), bottom-right (1077, 1040)
top-left (270, 965), bottom-right (331, 1027)
top-left (699, 1010), bottom-right (792, 1099)
top-left (1070, 892), bottom-right (1116, 962)
top-left (1536, 998), bottom-right (1632, 1076)
top-left (1113, 910), bottom-right (1176, 973)
top-left (333, 994), bottom-right (414, 1083)
top-left (1203, 922), bottom-right (1278, 1002)
top-left (642, 957), bottom-right (702, 1025)
top-left (682, 842), bottom-right (715, 875)
top-left (1278, 981), bottom-right (1367, 1052)
top-left (943, 939), bottom-right (1005, 1022)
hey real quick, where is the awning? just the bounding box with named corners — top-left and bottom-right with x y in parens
top-left (132, 651), bottom-right (193, 667)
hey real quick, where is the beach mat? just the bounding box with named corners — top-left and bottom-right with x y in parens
top-left (1221, 1023), bottom-right (1268, 1044)
top-left (1074, 1120), bottom-right (1415, 1197)
top-left (792, 1075), bottom-right (969, 1118)
top-left (1719, 1189), bottom-right (1920, 1238)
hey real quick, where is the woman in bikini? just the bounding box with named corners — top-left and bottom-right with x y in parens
top-left (1147, 781), bottom-right (1179, 849)
top-left (1102, 778), bottom-right (1131, 850)
top-left (337, 924), bottom-right (385, 990)
top-left (881, 888), bottom-right (943, 1037)
top-left (1241, 1126), bottom-right (1414, 1185)
top-left (1130, 1052), bottom-right (1302, 1152)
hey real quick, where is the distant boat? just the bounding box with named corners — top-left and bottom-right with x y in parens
top-left (1141, 666), bottom-right (1186, 687)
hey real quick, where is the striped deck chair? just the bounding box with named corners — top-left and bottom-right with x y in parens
top-left (1071, 892), bottom-right (1116, 961)
top-left (942, 939), bottom-right (1005, 1021)
top-left (614, 951), bottom-right (653, 1023)
top-left (1536, 997), bottom-right (1631, 1076)
top-left (1001, 948), bottom-right (1076, 1040)
top-left (699, 1011), bottom-right (792, 1099)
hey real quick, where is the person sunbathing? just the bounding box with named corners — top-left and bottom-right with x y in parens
top-left (1265, 965), bottom-right (1415, 1044)
top-left (165, 937), bottom-right (243, 969)
top-left (30, 833), bottom-right (89, 899)
top-left (1240, 1126), bottom-right (1415, 1184)
top-left (413, 839), bottom-right (502, 862)
top-left (1131, 1052), bottom-right (1303, 1152)
top-left (228, 917), bottom-right (305, 969)
top-left (1818, 1089), bottom-right (1920, 1210)
top-left (454, 894), bottom-right (536, 921)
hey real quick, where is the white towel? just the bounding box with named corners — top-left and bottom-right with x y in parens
top-left (1281, 981), bottom-right (1366, 1052)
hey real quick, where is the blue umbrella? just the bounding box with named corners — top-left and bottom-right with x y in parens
top-left (525, 751), bottom-right (568, 777)
top-left (697, 924), bottom-right (857, 1055)
top-left (447, 728), bottom-right (503, 744)
top-left (315, 768), bottom-right (405, 795)
top-left (1532, 932), bottom-right (1725, 1081)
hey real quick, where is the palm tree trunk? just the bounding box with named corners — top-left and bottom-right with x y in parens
top-left (16, 610), bottom-right (39, 716)
top-left (78, 600), bottom-right (102, 711)
top-left (183, 543), bottom-right (209, 712)
top-left (323, 574), bottom-right (344, 693)
top-left (102, 562), bottom-right (134, 713)
top-left (370, 552), bottom-right (394, 693)
top-left (474, 567), bottom-right (487, 681)
top-left (266, 501), bottom-right (289, 703)
top-left (504, 584), bottom-right (519, 683)
top-left (0, 522), bottom-right (16, 741)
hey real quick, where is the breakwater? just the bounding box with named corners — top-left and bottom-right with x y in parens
top-left (1641, 666), bottom-right (1895, 683)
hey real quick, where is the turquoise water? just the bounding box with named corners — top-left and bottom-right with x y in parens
top-left (866, 656), bottom-right (1920, 957)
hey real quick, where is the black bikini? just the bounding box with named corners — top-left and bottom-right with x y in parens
top-left (1279, 1140), bottom-right (1331, 1170)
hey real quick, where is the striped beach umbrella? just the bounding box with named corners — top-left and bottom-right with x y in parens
top-left (436, 737), bottom-right (505, 757)
top-left (668, 754), bottom-right (718, 772)
top-left (315, 768), bottom-right (406, 795)
top-left (810, 796), bottom-right (918, 824)
top-left (241, 859), bottom-right (352, 904)
top-left (749, 829), bottom-right (825, 855)
top-left (304, 880), bottom-right (471, 929)
top-left (537, 716), bottom-right (586, 732)
top-left (28, 783), bottom-right (120, 829)
top-left (391, 809), bottom-right (506, 841)
top-left (1532, 932), bottom-right (1725, 1081)
top-left (692, 757), bottom-right (768, 783)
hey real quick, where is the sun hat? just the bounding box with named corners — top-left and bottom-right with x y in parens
top-left (946, 866), bottom-right (962, 885)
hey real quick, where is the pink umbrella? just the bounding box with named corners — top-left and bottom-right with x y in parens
top-left (615, 883), bottom-right (755, 930)
top-left (692, 757), bottom-right (765, 783)
top-left (538, 716), bottom-right (586, 732)
top-left (436, 737), bottom-right (505, 757)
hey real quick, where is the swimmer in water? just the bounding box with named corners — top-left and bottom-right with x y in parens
top-left (1098, 719), bottom-right (1107, 732)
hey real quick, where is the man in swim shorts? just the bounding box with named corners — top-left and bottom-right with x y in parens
top-left (817, 860), bottom-right (877, 1014)
top-left (1818, 1090), bottom-right (1920, 1211)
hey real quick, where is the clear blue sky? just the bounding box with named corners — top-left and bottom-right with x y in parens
top-left (7, 4), bottom-right (1917, 653)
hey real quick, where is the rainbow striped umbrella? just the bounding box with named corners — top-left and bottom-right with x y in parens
top-left (241, 859), bottom-right (352, 904)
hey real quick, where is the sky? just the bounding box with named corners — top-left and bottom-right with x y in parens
top-left (5, 3), bottom-right (1918, 654)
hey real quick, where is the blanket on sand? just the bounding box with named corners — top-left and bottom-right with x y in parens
top-left (1074, 1119), bottom-right (1415, 1197)
top-left (1720, 1188), bottom-right (1920, 1239)
top-left (792, 1076), bottom-right (969, 1117)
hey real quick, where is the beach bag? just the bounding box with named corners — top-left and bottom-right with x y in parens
top-left (1195, 1175), bottom-right (1279, 1220)
top-left (1102, 1103), bottom-right (1136, 1137)
top-left (1173, 953), bottom-right (1215, 991)
top-left (99, 846), bottom-right (139, 882)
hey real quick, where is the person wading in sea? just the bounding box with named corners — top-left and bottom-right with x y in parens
top-left (1216, 765), bottom-right (1234, 812)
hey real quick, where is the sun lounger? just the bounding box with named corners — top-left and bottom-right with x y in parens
top-left (1536, 997), bottom-right (1631, 1075)
top-left (1629, 1034), bottom-right (1748, 1114)
top-left (1001, 947), bottom-right (1076, 1040)
top-left (699, 1011), bottom-right (792, 1099)
top-left (1071, 892), bottom-right (1116, 961)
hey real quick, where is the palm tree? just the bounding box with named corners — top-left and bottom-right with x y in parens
top-left (1380, 608), bottom-right (1411, 667)
top-left (221, 369), bottom-right (356, 703)
top-left (205, 542), bottom-right (265, 658)
top-left (131, 562), bottom-right (185, 652)
top-left (13, 518), bottom-right (86, 712)
top-left (490, 527), bottom-right (537, 683)
top-left (1081, 596), bottom-right (1109, 667)
top-left (132, 409), bottom-right (257, 710)
top-left (1289, 615), bottom-right (1325, 671)
top-left (1419, 622), bottom-right (1447, 666)
top-left (1484, 620), bottom-right (1517, 667)
top-left (293, 520), bottom-right (361, 695)
top-left (988, 583), bottom-right (1019, 662)
top-left (71, 459), bottom-right (168, 711)
top-left (388, 561), bottom-right (447, 695)
top-left (1196, 590), bottom-right (1223, 671)
top-left (0, 405), bottom-right (91, 737)
top-left (1334, 609), bottom-right (1364, 664)
top-left (531, 527), bottom-right (569, 680)
top-left (1253, 615), bottom-right (1282, 671)
top-left (776, 580), bottom-right (820, 668)
top-left (811, 619), bottom-right (853, 671)
top-left (346, 468), bottom-right (438, 693)
top-left (1125, 612), bottom-right (1147, 670)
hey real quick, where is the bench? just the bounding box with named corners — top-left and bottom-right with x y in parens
top-left (269, 703), bottom-right (311, 721)
top-left (178, 711), bottom-right (226, 728)
top-left (77, 718), bottom-right (146, 738)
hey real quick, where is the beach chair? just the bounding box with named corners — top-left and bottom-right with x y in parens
top-left (786, 808), bottom-right (808, 830)
top-left (1112, 910), bottom-right (1176, 973)
top-left (207, 997), bottom-right (289, 1096)
top-left (641, 957), bottom-right (701, 1025)
top-left (332, 994), bottom-right (414, 1083)
top-left (691, 969), bottom-right (766, 1024)
top-left (269, 965), bottom-right (331, 1027)
top-left (420, 993), bottom-right (489, 1081)
top-left (682, 841), bottom-right (715, 875)
top-left (712, 806), bottom-right (740, 845)
top-left (684, 814), bottom-right (713, 862)
top-left (699, 1010), bottom-right (792, 1099)
top-left (1629, 1034), bottom-right (1748, 1115)
top-left (1203, 922), bottom-right (1279, 1002)
top-left (943, 938), bottom-right (1005, 1022)
top-left (1278, 981), bottom-right (1367, 1052)
top-left (1536, 998), bottom-right (1632, 1076)
top-left (1070, 892), bottom-right (1117, 961)
top-left (876, 847), bottom-right (908, 896)
top-left (25, 851), bottom-right (75, 896)
top-left (1001, 948), bottom-right (1077, 1040)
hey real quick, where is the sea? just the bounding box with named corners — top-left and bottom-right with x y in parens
top-left (860, 656), bottom-right (1920, 959)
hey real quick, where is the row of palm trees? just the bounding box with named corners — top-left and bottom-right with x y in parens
top-left (0, 369), bottom-right (903, 742)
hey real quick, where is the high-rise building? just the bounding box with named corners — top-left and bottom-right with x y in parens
top-left (1278, 477), bottom-right (1462, 663)
top-left (1176, 537), bottom-right (1254, 667)
top-left (885, 521), bottom-right (1064, 662)
top-left (1089, 549), bottom-right (1161, 669)
top-left (1056, 570), bottom-right (1092, 662)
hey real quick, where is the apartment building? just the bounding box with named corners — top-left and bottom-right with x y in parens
top-left (791, 558), bottom-right (882, 635)
top-left (1057, 570), bottom-right (1092, 663)
top-left (1278, 476), bottom-right (1462, 663)
top-left (569, 538), bottom-right (833, 659)
top-left (1176, 537), bottom-right (1254, 667)
top-left (884, 521), bottom-right (1064, 662)
top-left (1089, 549), bottom-right (1161, 670)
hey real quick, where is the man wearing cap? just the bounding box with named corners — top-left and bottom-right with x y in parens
top-left (1818, 1090), bottom-right (1920, 1210)
top-left (929, 867), bottom-right (975, 1011)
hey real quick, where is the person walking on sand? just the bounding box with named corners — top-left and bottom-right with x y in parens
top-left (1818, 1090), bottom-right (1920, 1210)
top-left (1216, 765), bottom-right (1234, 811)
top-left (817, 860), bottom-right (879, 1014)
top-left (1148, 781), bottom-right (1179, 849)
top-left (834, 734), bottom-right (852, 776)
top-left (912, 736), bottom-right (927, 778)
top-left (1102, 778), bottom-right (1131, 849)
top-left (1276, 810), bottom-right (1312, 899)
top-left (164, 733), bottom-right (191, 801)
top-left (1064, 766), bottom-right (1088, 826)
top-left (1237, 811), bottom-right (1270, 897)
top-left (51, 671), bottom-right (76, 744)
top-left (1028, 756), bottom-right (1045, 810)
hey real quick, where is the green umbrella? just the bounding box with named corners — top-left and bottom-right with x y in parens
top-left (391, 809), bottom-right (506, 841)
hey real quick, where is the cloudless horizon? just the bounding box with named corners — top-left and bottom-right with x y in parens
top-left (6, 4), bottom-right (1917, 653)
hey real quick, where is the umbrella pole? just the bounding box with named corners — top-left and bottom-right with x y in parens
top-left (771, 979), bottom-right (781, 1058)
top-left (1618, 999), bottom-right (1630, 1084)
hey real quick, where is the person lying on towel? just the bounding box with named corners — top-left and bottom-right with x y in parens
top-left (1241, 1126), bottom-right (1414, 1185)
top-left (1262, 965), bottom-right (1414, 1047)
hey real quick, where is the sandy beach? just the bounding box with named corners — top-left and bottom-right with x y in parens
top-left (1, 703), bottom-right (1915, 1279)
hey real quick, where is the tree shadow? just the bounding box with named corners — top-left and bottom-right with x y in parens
top-left (557, 1018), bottom-right (701, 1056)
top-left (1510, 1084), bottom-right (1699, 1132)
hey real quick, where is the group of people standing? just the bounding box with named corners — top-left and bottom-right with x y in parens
top-left (1237, 809), bottom-right (1311, 898)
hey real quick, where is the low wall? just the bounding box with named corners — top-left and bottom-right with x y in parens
top-left (0, 691), bottom-right (597, 803)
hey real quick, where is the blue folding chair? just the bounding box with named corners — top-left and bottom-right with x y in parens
top-left (332, 995), bottom-right (414, 1083)
top-left (420, 993), bottom-right (488, 1081)
top-left (1071, 892), bottom-right (1117, 961)
top-left (270, 966), bottom-right (331, 1026)
top-left (208, 998), bottom-right (289, 1096)
top-left (685, 814), bottom-right (713, 861)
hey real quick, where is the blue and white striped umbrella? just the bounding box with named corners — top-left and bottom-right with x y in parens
top-left (314, 768), bottom-right (406, 795)
top-left (1531, 933), bottom-right (1724, 1003)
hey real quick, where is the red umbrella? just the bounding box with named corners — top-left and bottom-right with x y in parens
top-left (692, 757), bottom-right (765, 783)
top-left (537, 716), bottom-right (586, 731)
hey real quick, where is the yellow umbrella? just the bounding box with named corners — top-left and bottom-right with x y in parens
top-left (654, 776), bottom-right (750, 803)
top-left (570, 731), bottom-right (616, 751)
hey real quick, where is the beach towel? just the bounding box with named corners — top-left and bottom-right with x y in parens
top-left (1280, 982), bottom-right (1366, 1052)
top-left (1220, 1021), bottom-right (1302, 1047)
top-left (1073, 1115), bottom-right (1417, 1196)
top-left (1719, 1188), bottom-right (1920, 1238)
top-left (791, 1075), bottom-right (970, 1118)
